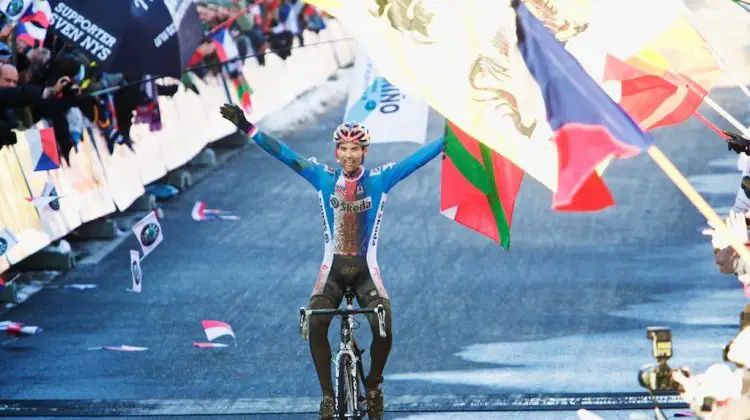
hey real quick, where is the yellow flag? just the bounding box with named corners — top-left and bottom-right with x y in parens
top-left (308, 0), bottom-right (594, 191)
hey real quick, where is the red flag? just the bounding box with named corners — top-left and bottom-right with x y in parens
top-left (441, 121), bottom-right (524, 249)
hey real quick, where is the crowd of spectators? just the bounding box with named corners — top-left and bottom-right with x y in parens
top-left (0, 0), bottom-right (324, 164)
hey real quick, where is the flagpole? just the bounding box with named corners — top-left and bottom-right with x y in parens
top-left (704, 96), bottom-right (750, 136)
top-left (647, 145), bottom-right (750, 264)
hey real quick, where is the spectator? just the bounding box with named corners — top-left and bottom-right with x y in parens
top-left (0, 62), bottom-right (18, 87)
top-left (0, 42), bottom-right (11, 64)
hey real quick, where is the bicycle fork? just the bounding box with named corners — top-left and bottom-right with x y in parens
top-left (333, 315), bottom-right (362, 418)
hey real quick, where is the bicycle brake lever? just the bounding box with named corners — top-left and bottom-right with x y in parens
top-left (375, 304), bottom-right (386, 338)
top-left (299, 307), bottom-right (309, 341)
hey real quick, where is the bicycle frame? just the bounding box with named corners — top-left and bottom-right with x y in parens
top-left (333, 292), bottom-right (363, 417)
top-left (299, 290), bottom-right (386, 419)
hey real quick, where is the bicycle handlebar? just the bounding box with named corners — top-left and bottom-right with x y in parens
top-left (298, 305), bottom-right (387, 340)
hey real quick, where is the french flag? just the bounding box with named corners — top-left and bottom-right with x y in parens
top-left (27, 127), bottom-right (59, 171)
top-left (513, 0), bottom-right (654, 211)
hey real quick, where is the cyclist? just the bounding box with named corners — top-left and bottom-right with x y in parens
top-left (220, 103), bottom-right (445, 420)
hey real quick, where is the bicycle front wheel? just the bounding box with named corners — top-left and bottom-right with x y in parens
top-left (336, 354), bottom-right (359, 419)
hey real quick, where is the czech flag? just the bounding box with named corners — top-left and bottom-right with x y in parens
top-left (15, 0), bottom-right (52, 49)
top-left (513, 0), bottom-right (654, 211)
top-left (27, 127), bottom-right (59, 171)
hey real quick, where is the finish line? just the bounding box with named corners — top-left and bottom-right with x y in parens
top-left (0, 393), bottom-right (687, 416)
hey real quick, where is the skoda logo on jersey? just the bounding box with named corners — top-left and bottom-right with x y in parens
top-left (341, 197), bottom-right (372, 213)
top-left (140, 223), bottom-right (160, 246)
top-left (330, 196), bottom-right (341, 209)
top-left (0, 238), bottom-right (7, 256)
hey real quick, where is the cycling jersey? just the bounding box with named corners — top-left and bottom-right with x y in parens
top-left (246, 125), bottom-right (444, 297)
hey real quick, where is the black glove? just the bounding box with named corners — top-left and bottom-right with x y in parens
top-left (157, 84), bottom-right (179, 97)
top-left (0, 121), bottom-right (17, 148)
top-left (220, 103), bottom-right (252, 133)
top-left (60, 81), bottom-right (80, 104)
top-left (724, 130), bottom-right (750, 155)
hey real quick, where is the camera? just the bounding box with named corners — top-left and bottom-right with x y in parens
top-left (637, 326), bottom-right (689, 392)
top-left (725, 130), bottom-right (750, 155)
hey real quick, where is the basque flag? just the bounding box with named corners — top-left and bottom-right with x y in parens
top-left (513, 0), bottom-right (654, 211)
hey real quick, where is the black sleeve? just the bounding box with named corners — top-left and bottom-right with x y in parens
top-left (156, 84), bottom-right (178, 97)
top-left (0, 84), bottom-right (44, 108)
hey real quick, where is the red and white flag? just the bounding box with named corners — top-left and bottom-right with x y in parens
top-left (191, 201), bottom-right (239, 221)
top-left (202, 320), bottom-right (235, 341)
top-left (193, 341), bottom-right (230, 348)
top-left (0, 321), bottom-right (41, 337)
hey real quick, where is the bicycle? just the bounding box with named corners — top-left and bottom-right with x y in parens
top-left (299, 286), bottom-right (387, 419)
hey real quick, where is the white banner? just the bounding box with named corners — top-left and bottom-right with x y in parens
top-left (343, 47), bottom-right (429, 144)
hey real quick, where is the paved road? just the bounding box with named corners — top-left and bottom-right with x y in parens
top-left (1, 83), bottom-right (748, 418)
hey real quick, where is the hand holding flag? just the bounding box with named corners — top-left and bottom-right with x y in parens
top-left (703, 210), bottom-right (749, 251)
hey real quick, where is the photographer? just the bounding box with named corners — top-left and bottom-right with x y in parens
top-left (669, 326), bottom-right (750, 419)
top-left (704, 132), bottom-right (750, 279)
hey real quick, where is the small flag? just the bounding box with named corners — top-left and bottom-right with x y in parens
top-left (0, 321), bottom-right (42, 337)
top-left (128, 250), bottom-right (142, 293)
top-left (191, 201), bottom-right (240, 221)
top-left (131, 211), bottom-right (163, 258)
top-left (202, 320), bottom-right (235, 341)
top-left (26, 180), bottom-right (62, 211)
top-left (191, 201), bottom-right (206, 221)
top-left (88, 345), bottom-right (148, 352)
top-left (0, 0), bottom-right (31, 21)
top-left (0, 228), bottom-right (19, 258)
top-left (193, 342), bottom-right (230, 348)
top-left (26, 127), bottom-right (60, 171)
top-left (211, 29), bottom-right (253, 113)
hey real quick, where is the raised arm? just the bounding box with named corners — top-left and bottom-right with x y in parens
top-left (382, 137), bottom-right (445, 192)
top-left (220, 103), bottom-right (321, 187)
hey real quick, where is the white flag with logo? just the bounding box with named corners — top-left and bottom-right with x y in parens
top-left (0, 227), bottom-right (19, 257)
top-left (129, 250), bottom-right (142, 293)
top-left (131, 211), bottom-right (163, 258)
top-left (343, 47), bottom-right (429, 144)
top-left (0, 0), bottom-right (31, 21)
top-left (27, 180), bottom-right (63, 210)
